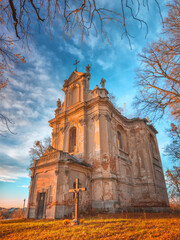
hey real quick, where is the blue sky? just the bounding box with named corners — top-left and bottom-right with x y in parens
top-left (0, 0), bottom-right (172, 208)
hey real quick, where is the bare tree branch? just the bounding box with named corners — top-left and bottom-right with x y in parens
top-left (8, 0), bottom-right (20, 39)
top-left (166, 166), bottom-right (180, 204)
top-left (29, 137), bottom-right (52, 167)
top-left (134, 1), bottom-right (180, 124)
top-left (0, 113), bottom-right (15, 136)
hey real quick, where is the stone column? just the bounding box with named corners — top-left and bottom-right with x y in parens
top-left (55, 162), bottom-right (71, 218)
top-left (26, 161), bottom-right (37, 218)
top-left (55, 161), bottom-right (61, 218)
top-left (64, 88), bottom-right (68, 111)
top-left (99, 113), bottom-right (109, 158)
top-left (78, 118), bottom-right (87, 160)
top-left (25, 175), bottom-right (34, 218)
top-left (81, 79), bottom-right (86, 102)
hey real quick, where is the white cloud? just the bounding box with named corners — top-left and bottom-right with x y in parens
top-left (60, 42), bottom-right (84, 60)
top-left (0, 0), bottom-right (171, 185)
top-left (96, 50), bottom-right (116, 70)
top-left (97, 58), bottom-right (113, 70)
top-left (0, 42), bottom-right (68, 182)
top-left (0, 178), bottom-right (16, 183)
top-left (0, 166), bottom-right (28, 182)
top-left (19, 185), bottom-right (29, 188)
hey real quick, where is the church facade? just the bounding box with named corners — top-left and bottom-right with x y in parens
top-left (26, 65), bottom-right (169, 219)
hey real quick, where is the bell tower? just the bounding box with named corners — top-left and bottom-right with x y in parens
top-left (49, 65), bottom-right (91, 160)
top-left (62, 64), bottom-right (90, 111)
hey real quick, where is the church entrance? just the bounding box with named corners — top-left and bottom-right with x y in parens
top-left (37, 192), bottom-right (45, 219)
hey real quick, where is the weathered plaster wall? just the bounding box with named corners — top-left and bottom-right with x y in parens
top-left (27, 69), bottom-right (169, 219)
top-left (55, 163), bottom-right (91, 218)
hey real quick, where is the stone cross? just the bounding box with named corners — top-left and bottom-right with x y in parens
top-left (69, 178), bottom-right (87, 225)
top-left (73, 60), bottom-right (80, 71)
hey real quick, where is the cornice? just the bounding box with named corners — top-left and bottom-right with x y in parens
top-left (31, 159), bottom-right (92, 171)
top-left (49, 95), bottom-right (158, 134)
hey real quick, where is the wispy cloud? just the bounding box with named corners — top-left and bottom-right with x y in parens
top-left (0, 42), bottom-right (68, 182)
top-left (96, 49), bottom-right (116, 70)
top-left (0, 166), bottom-right (28, 182)
top-left (60, 42), bottom-right (84, 60)
top-left (0, 0), bottom-right (171, 201)
top-left (0, 178), bottom-right (16, 183)
top-left (19, 185), bottom-right (29, 188)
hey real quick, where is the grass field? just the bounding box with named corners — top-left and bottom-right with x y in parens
top-left (0, 213), bottom-right (180, 240)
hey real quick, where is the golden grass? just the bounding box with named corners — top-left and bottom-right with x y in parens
top-left (0, 213), bottom-right (180, 240)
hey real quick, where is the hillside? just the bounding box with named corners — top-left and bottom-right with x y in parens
top-left (0, 208), bottom-right (24, 219)
top-left (0, 213), bottom-right (180, 240)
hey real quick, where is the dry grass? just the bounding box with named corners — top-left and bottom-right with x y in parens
top-left (0, 213), bottom-right (180, 240)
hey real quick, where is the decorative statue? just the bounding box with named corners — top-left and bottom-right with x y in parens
top-left (100, 78), bottom-right (106, 88)
top-left (86, 64), bottom-right (90, 74)
top-left (57, 98), bottom-right (61, 109)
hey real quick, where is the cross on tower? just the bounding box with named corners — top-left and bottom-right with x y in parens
top-left (73, 60), bottom-right (80, 71)
top-left (69, 178), bottom-right (87, 225)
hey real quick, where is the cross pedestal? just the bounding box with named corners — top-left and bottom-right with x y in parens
top-left (69, 178), bottom-right (87, 225)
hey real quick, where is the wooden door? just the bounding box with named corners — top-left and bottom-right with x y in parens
top-left (37, 192), bottom-right (45, 219)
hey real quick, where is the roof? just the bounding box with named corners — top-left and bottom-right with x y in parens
top-left (64, 154), bottom-right (92, 168)
top-left (31, 148), bottom-right (92, 169)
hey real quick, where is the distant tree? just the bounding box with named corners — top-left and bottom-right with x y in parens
top-left (166, 166), bottom-right (180, 204)
top-left (164, 126), bottom-right (180, 204)
top-left (109, 92), bottom-right (117, 107)
top-left (0, 212), bottom-right (4, 220)
top-left (164, 123), bottom-right (180, 206)
top-left (11, 209), bottom-right (24, 219)
top-left (108, 93), bottom-right (130, 118)
top-left (134, 0), bottom-right (180, 129)
top-left (29, 137), bottom-right (52, 165)
top-left (164, 126), bottom-right (180, 163)
top-left (0, 208), bottom-right (10, 219)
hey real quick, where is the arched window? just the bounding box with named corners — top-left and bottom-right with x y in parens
top-left (69, 127), bottom-right (76, 153)
top-left (117, 131), bottom-right (123, 149)
top-left (149, 134), bottom-right (158, 158)
top-left (71, 86), bottom-right (78, 105)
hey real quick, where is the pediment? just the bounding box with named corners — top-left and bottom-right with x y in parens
top-left (63, 71), bottom-right (84, 88)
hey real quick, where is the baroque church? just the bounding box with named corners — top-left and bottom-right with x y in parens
top-left (26, 65), bottom-right (169, 219)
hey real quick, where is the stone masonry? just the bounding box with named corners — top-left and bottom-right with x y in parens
top-left (26, 65), bottom-right (169, 219)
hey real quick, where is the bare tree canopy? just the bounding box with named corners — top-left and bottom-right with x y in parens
top-left (166, 166), bottom-right (180, 204)
top-left (134, 2), bottom-right (180, 200)
top-left (0, 113), bottom-right (15, 136)
top-left (164, 125), bottom-right (180, 162)
top-left (0, 0), bottom-right (162, 81)
top-left (134, 0), bottom-right (180, 128)
top-left (1, 0), bottom-right (162, 43)
top-left (29, 137), bottom-right (52, 162)
top-left (0, 0), bottom-right (162, 134)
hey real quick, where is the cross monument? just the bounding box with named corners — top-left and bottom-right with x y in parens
top-left (73, 60), bottom-right (80, 71)
top-left (69, 178), bottom-right (87, 225)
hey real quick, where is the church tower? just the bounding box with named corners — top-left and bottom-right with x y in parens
top-left (26, 65), bottom-right (169, 219)
top-left (49, 64), bottom-right (91, 160)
